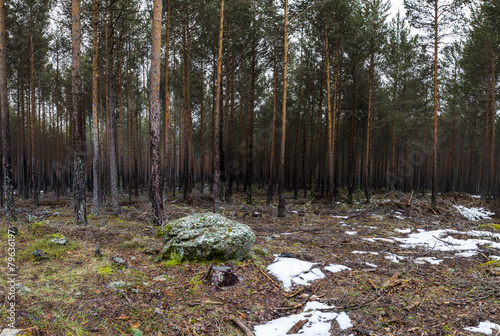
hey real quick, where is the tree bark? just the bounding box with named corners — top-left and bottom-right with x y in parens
top-left (267, 36), bottom-right (278, 206)
top-left (278, 0), bottom-right (288, 218)
top-left (72, 0), bottom-right (87, 225)
top-left (0, 0), bottom-right (15, 220)
top-left (91, 0), bottom-right (100, 214)
top-left (431, 0), bottom-right (438, 208)
top-left (108, 0), bottom-right (119, 209)
top-left (213, 0), bottom-right (224, 212)
top-left (149, 0), bottom-right (163, 225)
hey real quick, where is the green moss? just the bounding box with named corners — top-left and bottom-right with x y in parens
top-left (164, 259), bottom-right (181, 268)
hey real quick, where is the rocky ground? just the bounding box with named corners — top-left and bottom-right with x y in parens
top-left (1, 190), bottom-right (499, 336)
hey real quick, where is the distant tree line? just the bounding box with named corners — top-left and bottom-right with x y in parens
top-left (0, 0), bottom-right (498, 223)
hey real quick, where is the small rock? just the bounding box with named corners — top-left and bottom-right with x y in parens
top-left (278, 252), bottom-right (296, 258)
top-left (252, 211), bottom-right (262, 217)
top-left (33, 249), bottom-right (48, 260)
top-left (107, 281), bottom-right (130, 290)
top-left (209, 265), bottom-right (239, 287)
top-left (7, 227), bottom-right (18, 236)
top-left (15, 283), bottom-right (31, 294)
top-left (130, 256), bottom-right (136, 260)
top-left (111, 257), bottom-right (128, 269)
top-left (51, 237), bottom-right (67, 245)
top-left (154, 307), bottom-right (163, 315)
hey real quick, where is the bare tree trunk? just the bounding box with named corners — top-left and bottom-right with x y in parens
top-left (163, 0), bottom-right (171, 198)
top-left (108, 0), bottom-right (119, 209)
top-left (91, 0), bottom-right (100, 214)
top-left (324, 23), bottom-right (334, 205)
top-left (0, 0), bottom-right (15, 220)
top-left (278, 0), bottom-right (288, 218)
top-left (431, 0), bottom-right (438, 208)
top-left (267, 36), bottom-right (278, 206)
top-left (72, 0), bottom-right (87, 225)
top-left (29, 12), bottom-right (38, 206)
top-left (364, 50), bottom-right (375, 203)
top-left (213, 0), bottom-right (224, 212)
top-left (246, 42), bottom-right (256, 205)
top-left (150, 0), bottom-right (163, 225)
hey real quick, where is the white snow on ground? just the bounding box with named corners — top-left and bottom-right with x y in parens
top-left (394, 228), bottom-right (412, 234)
top-left (464, 321), bottom-right (500, 335)
top-left (455, 251), bottom-right (479, 257)
top-left (362, 237), bottom-right (395, 243)
top-left (385, 253), bottom-right (405, 263)
top-left (414, 257), bottom-right (443, 265)
top-left (325, 264), bottom-right (351, 273)
top-left (267, 257), bottom-right (325, 291)
top-left (491, 256), bottom-right (500, 260)
top-left (352, 251), bottom-right (379, 255)
top-left (394, 229), bottom-right (500, 252)
top-left (345, 231), bottom-right (357, 235)
top-left (365, 262), bottom-right (378, 268)
top-left (332, 215), bottom-right (349, 219)
top-left (455, 205), bottom-right (494, 221)
top-left (254, 301), bottom-right (352, 336)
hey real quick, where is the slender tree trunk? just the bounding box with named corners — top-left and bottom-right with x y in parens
top-left (91, 0), bottom-right (100, 214)
top-left (163, 0), bottom-right (171, 198)
top-left (293, 35), bottom-right (303, 200)
top-left (213, 0), bottom-right (224, 212)
top-left (278, 0), bottom-right (288, 218)
top-left (72, 0), bottom-right (87, 225)
top-left (0, 0), bottom-right (15, 220)
top-left (431, 0), bottom-right (438, 208)
top-left (246, 42), bottom-right (256, 205)
top-left (30, 15), bottom-right (38, 206)
top-left (347, 61), bottom-right (358, 205)
top-left (108, 0), bottom-right (119, 209)
top-left (364, 49), bottom-right (375, 203)
top-left (150, 0), bottom-right (163, 225)
top-left (267, 36), bottom-right (278, 206)
top-left (324, 24), bottom-right (334, 205)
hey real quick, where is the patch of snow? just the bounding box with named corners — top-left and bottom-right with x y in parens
top-left (365, 262), bottom-right (378, 268)
top-left (0, 330), bottom-right (23, 336)
top-left (490, 255), bottom-right (500, 260)
top-left (464, 321), bottom-right (500, 335)
top-left (267, 257), bottom-right (325, 291)
top-left (394, 229), bottom-right (500, 252)
top-left (352, 251), bottom-right (379, 255)
top-left (414, 257), bottom-right (443, 265)
top-left (394, 228), bottom-right (412, 234)
top-left (362, 237), bottom-right (395, 243)
top-left (254, 301), bottom-right (352, 336)
top-left (385, 253), bottom-right (405, 263)
top-left (325, 264), bottom-right (351, 273)
top-left (455, 205), bottom-right (494, 221)
top-left (345, 231), bottom-right (357, 236)
top-left (360, 225), bottom-right (378, 229)
top-left (332, 215), bottom-right (349, 219)
top-left (455, 251), bottom-right (479, 257)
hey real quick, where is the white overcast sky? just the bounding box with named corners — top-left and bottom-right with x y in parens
top-left (389, 0), bottom-right (406, 20)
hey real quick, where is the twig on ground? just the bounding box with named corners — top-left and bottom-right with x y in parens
top-left (228, 316), bottom-right (255, 336)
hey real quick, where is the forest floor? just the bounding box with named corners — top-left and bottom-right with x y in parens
top-left (1, 190), bottom-right (500, 336)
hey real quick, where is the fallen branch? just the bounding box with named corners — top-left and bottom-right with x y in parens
top-left (250, 257), bottom-right (281, 289)
top-left (228, 316), bottom-right (255, 336)
top-left (287, 319), bottom-right (308, 334)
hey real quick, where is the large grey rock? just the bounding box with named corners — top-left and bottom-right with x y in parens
top-left (159, 212), bottom-right (255, 262)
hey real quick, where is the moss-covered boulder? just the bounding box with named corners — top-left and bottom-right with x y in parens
top-left (159, 213), bottom-right (255, 262)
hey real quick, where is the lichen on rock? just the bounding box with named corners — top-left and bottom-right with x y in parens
top-left (158, 212), bottom-right (255, 262)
